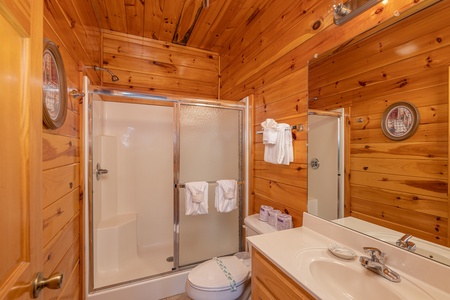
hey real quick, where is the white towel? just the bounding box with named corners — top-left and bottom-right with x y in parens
top-left (261, 119), bottom-right (278, 144)
top-left (215, 180), bottom-right (237, 213)
top-left (185, 181), bottom-right (208, 215)
top-left (263, 123), bottom-right (294, 165)
top-left (279, 123), bottom-right (294, 165)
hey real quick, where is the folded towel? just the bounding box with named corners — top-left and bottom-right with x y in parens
top-left (264, 123), bottom-right (294, 165)
top-left (215, 180), bottom-right (237, 213)
top-left (185, 181), bottom-right (208, 215)
top-left (261, 119), bottom-right (278, 145)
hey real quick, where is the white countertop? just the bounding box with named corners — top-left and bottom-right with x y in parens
top-left (247, 213), bottom-right (450, 300)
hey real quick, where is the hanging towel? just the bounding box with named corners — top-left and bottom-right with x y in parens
top-left (261, 119), bottom-right (278, 144)
top-left (185, 181), bottom-right (209, 215)
top-left (215, 180), bottom-right (237, 213)
top-left (263, 123), bottom-right (294, 165)
top-left (279, 123), bottom-right (294, 165)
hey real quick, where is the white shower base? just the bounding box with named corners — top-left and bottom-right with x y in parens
top-left (88, 268), bottom-right (190, 300)
top-left (95, 242), bottom-right (175, 288)
top-left (90, 239), bottom-right (189, 300)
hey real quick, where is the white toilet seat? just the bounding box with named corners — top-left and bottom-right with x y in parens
top-left (186, 255), bottom-right (251, 300)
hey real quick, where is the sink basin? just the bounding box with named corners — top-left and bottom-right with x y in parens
top-left (294, 248), bottom-right (435, 300)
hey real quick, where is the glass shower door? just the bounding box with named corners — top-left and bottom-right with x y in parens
top-left (178, 104), bottom-right (243, 266)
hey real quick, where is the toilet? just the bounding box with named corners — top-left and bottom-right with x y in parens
top-left (185, 214), bottom-right (277, 300)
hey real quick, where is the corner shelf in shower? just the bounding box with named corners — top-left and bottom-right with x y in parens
top-left (97, 213), bottom-right (137, 229)
top-left (96, 213), bottom-right (138, 272)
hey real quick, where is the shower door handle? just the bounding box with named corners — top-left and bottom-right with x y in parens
top-left (95, 163), bottom-right (109, 180)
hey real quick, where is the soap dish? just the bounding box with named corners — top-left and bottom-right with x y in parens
top-left (328, 244), bottom-right (357, 260)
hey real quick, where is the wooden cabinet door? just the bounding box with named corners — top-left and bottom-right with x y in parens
top-left (0, 1), bottom-right (42, 299)
top-left (252, 249), bottom-right (315, 300)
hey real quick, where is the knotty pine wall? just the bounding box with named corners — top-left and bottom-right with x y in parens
top-left (100, 30), bottom-right (219, 99)
top-left (309, 3), bottom-right (450, 246)
top-left (42, 2), bottom-right (220, 299)
top-left (42, 0), bottom-right (101, 298)
top-left (219, 0), bottom-right (447, 233)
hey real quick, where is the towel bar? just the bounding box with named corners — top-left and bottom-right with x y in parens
top-left (175, 180), bottom-right (244, 189)
top-left (256, 124), bottom-right (303, 134)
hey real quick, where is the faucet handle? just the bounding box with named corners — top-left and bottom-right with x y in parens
top-left (363, 247), bottom-right (385, 263)
top-left (396, 234), bottom-right (416, 251)
top-left (398, 234), bottom-right (412, 243)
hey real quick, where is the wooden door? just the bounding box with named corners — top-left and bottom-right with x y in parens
top-left (0, 0), bottom-right (42, 299)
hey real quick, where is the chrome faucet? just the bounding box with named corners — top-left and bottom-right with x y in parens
top-left (359, 247), bottom-right (401, 282)
top-left (396, 234), bottom-right (416, 252)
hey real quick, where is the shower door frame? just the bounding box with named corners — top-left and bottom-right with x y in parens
top-left (83, 80), bottom-right (247, 293)
top-left (307, 108), bottom-right (345, 220)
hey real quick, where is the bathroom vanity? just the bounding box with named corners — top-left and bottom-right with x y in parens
top-left (252, 247), bottom-right (314, 299)
top-left (247, 213), bottom-right (450, 299)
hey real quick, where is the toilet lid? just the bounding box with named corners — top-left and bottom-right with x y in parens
top-left (188, 256), bottom-right (250, 291)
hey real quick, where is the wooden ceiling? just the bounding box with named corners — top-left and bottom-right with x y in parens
top-left (89, 0), bottom-right (266, 54)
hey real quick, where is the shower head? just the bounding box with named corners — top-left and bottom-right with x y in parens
top-left (88, 65), bottom-right (120, 82)
top-left (111, 74), bottom-right (120, 82)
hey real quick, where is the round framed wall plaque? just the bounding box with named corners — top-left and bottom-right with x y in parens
top-left (381, 102), bottom-right (419, 141)
top-left (42, 38), bottom-right (67, 129)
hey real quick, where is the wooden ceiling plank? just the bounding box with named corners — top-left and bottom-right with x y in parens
top-left (88, 0), bottom-right (111, 30)
top-left (158, 0), bottom-right (186, 42)
top-left (125, 0), bottom-right (145, 36)
top-left (220, 0), bottom-right (306, 71)
top-left (44, 0), bottom-right (98, 69)
top-left (220, 0), bottom-right (328, 95)
top-left (104, 0), bottom-right (127, 32)
top-left (67, 0), bottom-right (101, 65)
top-left (71, 0), bottom-right (101, 28)
top-left (185, 0), bottom-right (232, 49)
top-left (172, 0), bottom-right (203, 45)
top-left (210, 0), bottom-right (271, 54)
top-left (143, 0), bottom-right (164, 40)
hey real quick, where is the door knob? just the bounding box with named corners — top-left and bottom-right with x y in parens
top-left (32, 272), bottom-right (63, 298)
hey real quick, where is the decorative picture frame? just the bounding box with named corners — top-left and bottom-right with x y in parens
top-left (42, 38), bottom-right (67, 129)
top-left (381, 102), bottom-right (420, 141)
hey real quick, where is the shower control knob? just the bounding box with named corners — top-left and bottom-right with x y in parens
top-left (95, 163), bottom-right (109, 180)
top-left (310, 158), bottom-right (320, 170)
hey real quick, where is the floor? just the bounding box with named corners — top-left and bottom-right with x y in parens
top-left (163, 293), bottom-right (192, 300)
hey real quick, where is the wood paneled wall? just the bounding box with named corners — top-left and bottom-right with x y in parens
top-left (100, 30), bottom-right (219, 99)
top-left (219, 0), bottom-right (445, 229)
top-left (42, 0), bottom-right (101, 298)
top-left (309, 2), bottom-right (450, 246)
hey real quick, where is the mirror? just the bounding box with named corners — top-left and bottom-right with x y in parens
top-left (307, 2), bottom-right (449, 266)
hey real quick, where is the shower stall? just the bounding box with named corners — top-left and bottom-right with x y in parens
top-left (83, 78), bottom-right (248, 299)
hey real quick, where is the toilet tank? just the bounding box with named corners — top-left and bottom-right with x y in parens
top-left (243, 214), bottom-right (277, 252)
top-left (244, 214), bottom-right (277, 236)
